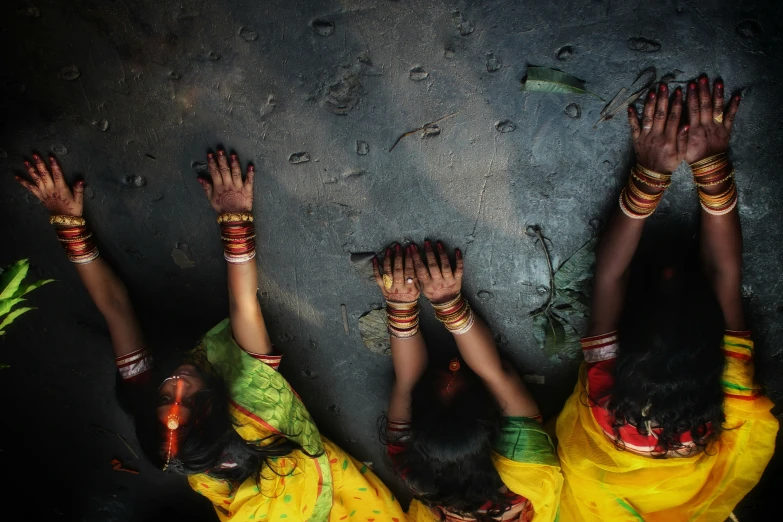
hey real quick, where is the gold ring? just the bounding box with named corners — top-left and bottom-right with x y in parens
top-left (382, 274), bottom-right (393, 290)
top-left (714, 112), bottom-right (724, 123)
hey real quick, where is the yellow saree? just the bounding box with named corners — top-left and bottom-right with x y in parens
top-left (186, 319), bottom-right (407, 521)
top-left (555, 335), bottom-right (778, 521)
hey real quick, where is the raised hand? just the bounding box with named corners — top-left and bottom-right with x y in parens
top-left (628, 83), bottom-right (689, 173)
top-left (411, 240), bottom-right (463, 304)
top-left (15, 153), bottom-right (83, 216)
top-left (684, 75), bottom-right (741, 164)
top-left (198, 149), bottom-right (254, 213)
top-left (372, 243), bottom-right (420, 303)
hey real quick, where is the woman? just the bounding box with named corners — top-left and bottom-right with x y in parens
top-left (555, 76), bottom-right (778, 521)
top-left (15, 148), bottom-right (407, 521)
top-left (371, 243), bottom-right (562, 522)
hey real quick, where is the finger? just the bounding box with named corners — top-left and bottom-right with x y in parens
top-left (677, 124), bottom-right (690, 156)
top-left (641, 90), bottom-right (656, 133)
top-left (24, 160), bottom-right (43, 186)
top-left (454, 248), bottom-right (464, 280)
top-left (665, 87), bottom-right (683, 142)
top-left (229, 153), bottom-right (243, 187)
top-left (687, 81), bottom-right (700, 127)
top-left (244, 165), bottom-right (255, 192)
top-left (73, 180), bottom-right (84, 210)
top-left (713, 79), bottom-right (725, 122)
top-left (437, 242), bottom-right (453, 279)
top-left (724, 94), bottom-right (741, 132)
top-left (383, 248), bottom-right (393, 278)
top-left (197, 177), bottom-right (213, 200)
top-left (404, 246), bottom-right (416, 283)
top-left (651, 83), bottom-right (669, 134)
top-left (698, 75), bottom-right (713, 126)
top-left (372, 257), bottom-right (384, 289)
top-left (393, 244), bottom-right (404, 281)
top-left (48, 155), bottom-right (66, 187)
top-left (627, 106), bottom-right (641, 141)
top-left (15, 176), bottom-right (42, 199)
top-left (424, 240), bottom-right (442, 279)
top-left (216, 149), bottom-right (232, 184)
top-left (207, 152), bottom-right (222, 186)
top-left (32, 153), bottom-right (54, 186)
top-left (411, 244), bottom-right (432, 282)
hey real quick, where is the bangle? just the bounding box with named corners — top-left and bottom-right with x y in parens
top-left (432, 293), bottom-right (476, 335)
top-left (217, 212), bottom-right (253, 224)
top-left (53, 221), bottom-right (99, 264)
top-left (50, 215), bottom-right (86, 226)
top-left (386, 300), bottom-right (420, 338)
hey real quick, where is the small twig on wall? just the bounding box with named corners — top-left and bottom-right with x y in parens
top-left (92, 424), bottom-right (139, 459)
top-left (389, 112), bottom-right (457, 152)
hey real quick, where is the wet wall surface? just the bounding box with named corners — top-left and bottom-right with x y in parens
top-left (1, 0), bottom-right (781, 520)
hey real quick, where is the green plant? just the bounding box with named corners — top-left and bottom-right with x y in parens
top-left (0, 259), bottom-right (53, 368)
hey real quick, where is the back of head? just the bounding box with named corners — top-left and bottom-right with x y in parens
top-left (117, 352), bottom-right (299, 482)
top-left (395, 359), bottom-right (509, 519)
top-left (609, 235), bottom-right (726, 453)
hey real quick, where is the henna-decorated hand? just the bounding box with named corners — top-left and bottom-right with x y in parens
top-left (628, 83), bottom-right (689, 174)
top-left (372, 243), bottom-right (420, 303)
top-left (684, 75), bottom-right (741, 164)
top-left (15, 153), bottom-right (84, 216)
top-left (198, 149), bottom-right (254, 213)
top-left (411, 240), bottom-right (463, 304)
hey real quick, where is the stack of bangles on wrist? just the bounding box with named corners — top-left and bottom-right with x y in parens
top-left (386, 300), bottom-right (420, 339)
top-left (432, 293), bottom-right (475, 335)
top-left (218, 212), bottom-right (256, 264)
top-left (619, 164), bottom-right (672, 220)
top-left (691, 153), bottom-right (738, 216)
top-left (50, 215), bottom-right (99, 264)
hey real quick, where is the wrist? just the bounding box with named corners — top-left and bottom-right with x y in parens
top-left (52, 215), bottom-right (99, 264)
top-left (431, 293), bottom-right (475, 335)
top-left (219, 213), bottom-right (256, 264)
top-left (386, 300), bottom-right (420, 339)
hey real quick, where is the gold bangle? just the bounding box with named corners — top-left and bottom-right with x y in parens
top-left (618, 192), bottom-right (650, 220)
top-left (217, 212), bottom-right (254, 224)
top-left (694, 170), bottom-right (735, 188)
top-left (431, 293), bottom-right (464, 311)
top-left (50, 215), bottom-right (86, 226)
top-left (634, 164), bottom-right (671, 181)
top-left (631, 171), bottom-right (671, 190)
top-left (690, 152), bottom-right (728, 169)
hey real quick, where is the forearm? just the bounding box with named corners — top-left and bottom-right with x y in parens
top-left (226, 252), bottom-right (273, 355)
top-left (387, 331), bottom-right (427, 422)
top-left (451, 312), bottom-right (505, 381)
top-left (699, 181), bottom-right (745, 330)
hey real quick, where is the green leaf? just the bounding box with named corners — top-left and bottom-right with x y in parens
top-left (0, 364), bottom-right (9, 370)
top-left (521, 67), bottom-right (604, 100)
top-left (532, 313), bottom-right (566, 355)
top-left (554, 237), bottom-right (599, 293)
top-left (11, 278), bottom-right (54, 299)
top-left (552, 290), bottom-right (590, 317)
top-left (0, 260), bottom-right (30, 300)
top-left (0, 306), bottom-right (35, 333)
top-left (0, 298), bottom-right (26, 318)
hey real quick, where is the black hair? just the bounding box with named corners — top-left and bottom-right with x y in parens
top-left (117, 351), bottom-right (306, 483)
top-left (382, 359), bottom-right (510, 521)
top-left (601, 231), bottom-right (726, 455)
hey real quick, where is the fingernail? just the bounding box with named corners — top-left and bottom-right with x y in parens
top-left (700, 76), bottom-right (708, 84)
top-left (648, 91), bottom-right (656, 99)
top-left (23, 160), bottom-right (31, 166)
top-left (675, 87), bottom-right (682, 95)
top-left (248, 165), bottom-right (255, 171)
top-left (217, 150), bottom-right (225, 156)
top-left (230, 153), bottom-right (237, 160)
top-left (455, 249), bottom-right (462, 258)
top-left (76, 180), bottom-right (84, 187)
top-left (683, 125), bottom-right (690, 132)
top-left (424, 240), bottom-right (432, 248)
top-left (689, 82), bottom-right (696, 90)
top-left (658, 83), bottom-right (666, 92)
top-left (386, 248), bottom-right (392, 256)
top-left (734, 94), bottom-right (742, 102)
top-left (372, 257), bottom-right (378, 266)
top-left (716, 81), bottom-right (724, 89)
top-left (395, 244), bottom-right (402, 253)
top-left (627, 106), bottom-right (634, 113)
top-left (436, 242), bottom-right (444, 251)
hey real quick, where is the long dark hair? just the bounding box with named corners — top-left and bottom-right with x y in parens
top-left (383, 359), bottom-right (510, 521)
top-left (602, 232), bottom-right (726, 455)
top-left (117, 352), bottom-right (305, 483)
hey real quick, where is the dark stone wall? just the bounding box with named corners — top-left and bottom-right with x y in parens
top-left (1, 1), bottom-right (780, 520)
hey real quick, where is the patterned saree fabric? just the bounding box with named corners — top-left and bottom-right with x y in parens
top-left (402, 417), bottom-right (563, 522)
top-left (186, 319), bottom-right (407, 521)
top-left (556, 334), bottom-right (779, 522)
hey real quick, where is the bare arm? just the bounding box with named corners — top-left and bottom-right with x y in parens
top-left (683, 77), bottom-right (745, 330)
top-left (412, 240), bottom-right (538, 417)
top-left (198, 149), bottom-right (273, 355)
top-left (373, 245), bottom-right (428, 423)
top-left (588, 85), bottom-right (689, 336)
top-left (16, 154), bottom-right (144, 358)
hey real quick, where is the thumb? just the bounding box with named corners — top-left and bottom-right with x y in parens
top-left (73, 180), bottom-right (85, 213)
top-left (677, 124), bottom-right (690, 155)
top-left (197, 178), bottom-right (213, 200)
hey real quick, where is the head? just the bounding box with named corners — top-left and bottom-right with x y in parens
top-left (388, 358), bottom-right (509, 519)
top-left (117, 352), bottom-right (299, 482)
top-left (606, 244), bottom-right (726, 454)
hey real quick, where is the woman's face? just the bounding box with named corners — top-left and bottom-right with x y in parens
top-left (157, 364), bottom-right (206, 427)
